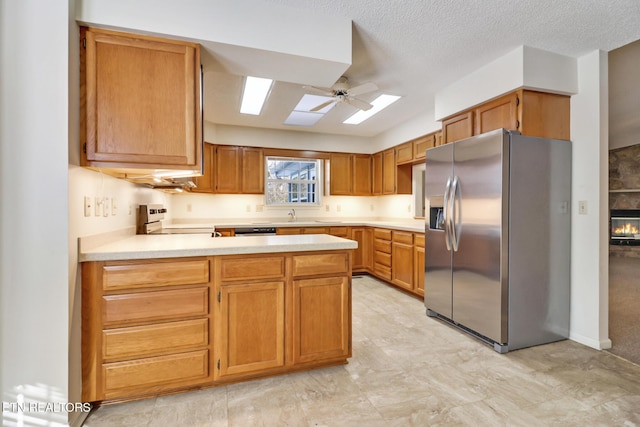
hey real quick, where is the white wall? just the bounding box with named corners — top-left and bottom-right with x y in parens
top-left (1, 0), bottom-right (71, 425)
top-left (569, 50), bottom-right (611, 350)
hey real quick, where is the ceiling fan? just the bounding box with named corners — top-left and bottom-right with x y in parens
top-left (303, 76), bottom-right (378, 112)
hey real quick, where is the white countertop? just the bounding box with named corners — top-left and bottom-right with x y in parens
top-left (79, 233), bottom-right (358, 262)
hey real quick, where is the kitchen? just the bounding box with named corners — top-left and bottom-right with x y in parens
top-left (2, 1), bottom-right (640, 426)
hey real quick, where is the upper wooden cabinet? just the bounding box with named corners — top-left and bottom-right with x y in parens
top-left (372, 152), bottom-right (383, 195)
top-left (329, 153), bottom-right (372, 196)
top-left (192, 144), bottom-right (264, 194)
top-left (396, 130), bottom-right (441, 164)
top-left (80, 27), bottom-right (202, 175)
top-left (441, 89), bottom-right (570, 144)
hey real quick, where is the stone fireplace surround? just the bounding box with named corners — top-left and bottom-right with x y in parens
top-left (609, 143), bottom-right (640, 257)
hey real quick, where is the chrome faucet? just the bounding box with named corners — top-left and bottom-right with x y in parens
top-left (288, 209), bottom-right (296, 222)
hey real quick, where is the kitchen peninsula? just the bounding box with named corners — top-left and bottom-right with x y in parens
top-left (80, 233), bottom-right (356, 404)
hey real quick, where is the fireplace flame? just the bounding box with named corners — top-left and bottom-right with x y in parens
top-left (613, 223), bottom-right (640, 235)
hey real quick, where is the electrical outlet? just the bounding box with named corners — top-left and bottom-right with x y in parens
top-left (103, 197), bottom-right (109, 217)
top-left (84, 196), bottom-right (92, 217)
top-left (256, 204), bottom-right (263, 212)
top-left (94, 197), bottom-right (101, 217)
top-left (337, 204), bottom-right (342, 212)
top-left (578, 200), bottom-right (588, 215)
top-left (187, 203), bottom-right (192, 213)
top-left (111, 198), bottom-right (117, 216)
top-left (370, 204), bottom-right (374, 212)
top-left (325, 204), bottom-right (330, 212)
top-left (407, 204), bottom-right (411, 212)
top-left (246, 204), bottom-right (251, 212)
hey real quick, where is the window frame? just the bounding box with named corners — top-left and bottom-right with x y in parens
top-left (264, 156), bottom-right (323, 207)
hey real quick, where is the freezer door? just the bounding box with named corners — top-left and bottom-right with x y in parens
top-left (424, 143), bottom-right (454, 319)
top-left (451, 130), bottom-right (508, 344)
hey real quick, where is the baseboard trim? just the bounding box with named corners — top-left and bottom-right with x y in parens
top-left (569, 333), bottom-right (612, 350)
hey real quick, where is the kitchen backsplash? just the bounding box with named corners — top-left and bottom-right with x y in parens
top-left (169, 193), bottom-right (415, 221)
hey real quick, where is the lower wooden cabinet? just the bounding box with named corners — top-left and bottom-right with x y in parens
top-left (391, 231), bottom-right (414, 291)
top-left (414, 234), bottom-right (425, 297)
top-left (83, 251), bottom-right (352, 404)
top-left (292, 275), bottom-right (350, 364)
top-left (217, 280), bottom-right (286, 378)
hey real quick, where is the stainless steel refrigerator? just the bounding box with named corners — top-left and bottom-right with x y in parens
top-left (424, 129), bottom-right (571, 353)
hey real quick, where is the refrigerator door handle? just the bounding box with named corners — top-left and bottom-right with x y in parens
top-left (443, 177), bottom-right (453, 251)
top-left (451, 175), bottom-right (462, 252)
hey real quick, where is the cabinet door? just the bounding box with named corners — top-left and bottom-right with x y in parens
top-left (83, 27), bottom-right (201, 169)
top-left (413, 134), bottom-right (435, 160)
top-left (392, 240), bottom-right (414, 291)
top-left (350, 228), bottom-right (372, 272)
top-left (217, 281), bottom-right (285, 377)
top-left (414, 234), bottom-right (425, 297)
top-left (352, 154), bottom-right (372, 195)
top-left (395, 142), bottom-right (413, 164)
top-left (330, 153), bottom-right (353, 195)
top-left (474, 92), bottom-right (519, 135)
top-left (292, 276), bottom-right (350, 364)
top-left (382, 149), bottom-right (396, 194)
top-left (442, 111), bottom-right (473, 144)
top-left (241, 147), bottom-right (264, 194)
top-left (215, 146), bottom-right (241, 193)
top-left (372, 152), bottom-right (383, 195)
top-left (192, 142), bottom-right (215, 193)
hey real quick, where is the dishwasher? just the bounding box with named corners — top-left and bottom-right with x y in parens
top-left (233, 227), bottom-right (277, 236)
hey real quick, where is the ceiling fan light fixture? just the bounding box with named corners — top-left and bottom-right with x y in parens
top-left (240, 76), bottom-right (273, 115)
top-left (343, 94), bottom-right (401, 125)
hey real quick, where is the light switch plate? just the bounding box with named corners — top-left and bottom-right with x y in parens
top-left (84, 196), bottom-right (92, 217)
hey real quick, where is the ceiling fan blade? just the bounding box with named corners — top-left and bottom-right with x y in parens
top-left (303, 85), bottom-right (333, 96)
top-left (347, 82), bottom-right (378, 96)
top-left (310, 99), bottom-right (336, 112)
top-left (346, 97), bottom-right (373, 111)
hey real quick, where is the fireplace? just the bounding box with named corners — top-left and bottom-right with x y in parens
top-left (610, 209), bottom-right (640, 245)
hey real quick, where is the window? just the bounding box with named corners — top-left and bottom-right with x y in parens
top-left (265, 157), bottom-right (321, 206)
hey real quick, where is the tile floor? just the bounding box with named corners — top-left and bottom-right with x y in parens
top-left (83, 276), bottom-right (640, 426)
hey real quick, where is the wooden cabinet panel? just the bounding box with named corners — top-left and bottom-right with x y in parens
top-left (350, 227), bottom-right (372, 272)
top-left (302, 227), bottom-right (328, 234)
top-left (220, 256), bottom-right (285, 281)
top-left (102, 259), bottom-right (209, 291)
top-left (414, 243), bottom-right (425, 298)
top-left (241, 147), bottom-right (264, 194)
top-left (413, 134), bottom-right (435, 160)
top-left (353, 154), bottom-right (372, 195)
top-left (215, 146), bottom-right (241, 193)
top-left (520, 90), bottom-right (570, 140)
top-left (392, 241), bottom-right (413, 291)
top-left (293, 276), bottom-right (350, 364)
top-left (192, 142), bottom-right (214, 193)
top-left (103, 287), bottom-right (208, 327)
top-left (277, 227), bottom-right (302, 235)
top-left (328, 227), bottom-right (349, 238)
top-left (414, 233), bottom-right (425, 248)
top-left (103, 319), bottom-right (208, 361)
top-left (217, 281), bottom-right (285, 377)
top-left (329, 153), bottom-right (353, 195)
top-left (392, 231), bottom-right (413, 245)
top-left (374, 228), bottom-right (392, 240)
top-left (382, 149), bottom-right (396, 194)
top-left (474, 92), bottom-right (518, 135)
top-left (374, 263), bottom-right (391, 280)
top-left (102, 350), bottom-right (209, 399)
top-left (82, 27), bottom-right (201, 170)
top-left (374, 251), bottom-right (391, 267)
top-left (442, 111), bottom-right (473, 144)
top-left (372, 152), bottom-right (383, 195)
top-left (395, 142), bottom-right (414, 164)
top-left (292, 253), bottom-right (349, 277)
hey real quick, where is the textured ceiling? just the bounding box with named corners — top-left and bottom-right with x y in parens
top-left (205, 0), bottom-right (640, 137)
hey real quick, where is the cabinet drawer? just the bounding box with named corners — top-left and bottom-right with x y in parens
top-left (220, 256), bottom-right (285, 281)
top-left (374, 239), bottom-right (392, 254)
top-left (103, 350), bottom-right (209, 398)
top-left (374, 263), bottom-right (391, 280)
top-left (102, 259), bottom-right (209, 291)
top-left (292, 252), bottom-right (349, 277)
top-left (103, 318), bottom-right (208, 361)
top-left (328, 227), bottom-right (349, 237)
top-left (374, 251), bottom-right (391, 267)
top-left (373, 228), bottom-right (392, 240)
top-left (393, 231), bottom-right (413, 244)
top-left (103, 287), bottom-right (208, 326)
top-left (302, 227), bottom-right (328, 234)
top-left (414, 233), bottom-right (425, 248)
